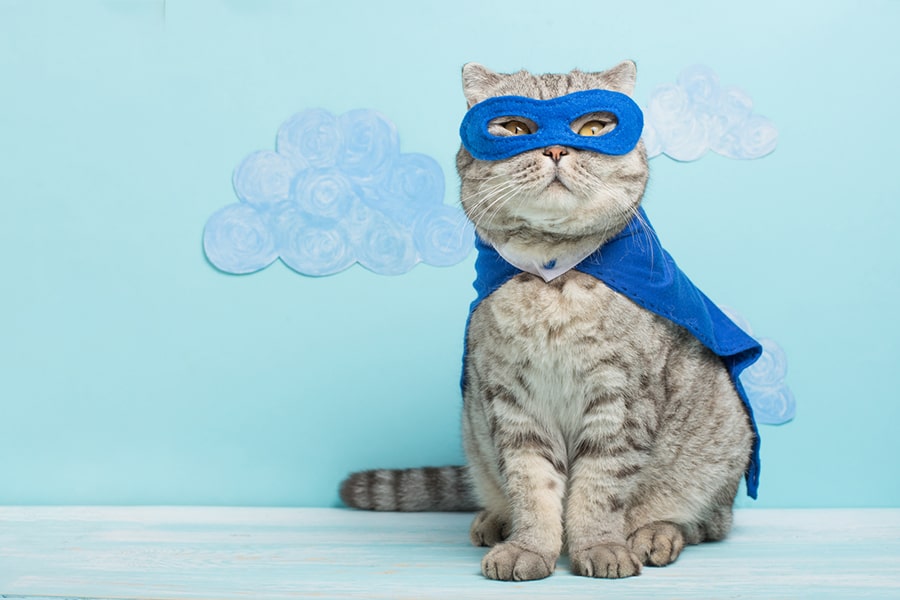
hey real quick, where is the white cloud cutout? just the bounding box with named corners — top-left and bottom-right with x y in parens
top-left (722, 307), bottom-right (796, 425)
top-left (643, 65), bottom-right (778, 161)
top-left (203, 109), bottom-right (474, 276)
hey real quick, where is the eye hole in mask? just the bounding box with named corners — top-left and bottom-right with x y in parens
top-left (503, 120), bottom-right (533, 135)
top-left (575, 113), bottom-right (618, 137)
top-left (489, 118), bottom-right (537, 136)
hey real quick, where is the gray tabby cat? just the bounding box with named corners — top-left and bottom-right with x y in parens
top-left (340, 61), bottom-right (754, 581)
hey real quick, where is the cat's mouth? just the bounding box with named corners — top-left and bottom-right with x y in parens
top-left (547, 176), bottom-right (570, 191)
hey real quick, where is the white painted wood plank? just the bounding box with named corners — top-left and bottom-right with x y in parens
top-left (0, 508), bottom-right (898, 599)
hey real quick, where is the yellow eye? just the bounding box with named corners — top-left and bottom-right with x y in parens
top-left (502, 120), bottom-right (532, 135)
top-left (578, 120), bottom-right (611, 136)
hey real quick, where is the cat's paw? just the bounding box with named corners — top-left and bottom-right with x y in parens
top-left (627, 521), bottom-right (685, 566)
top-left (570, 543), bottom-right (642, 578)
top-left (470, 510), bottom-right (511, 547)
top-left (481, 542), bottom-right (556, 581)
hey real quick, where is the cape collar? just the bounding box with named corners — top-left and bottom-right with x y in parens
top-left (490, 237), bottom-right (600, 282)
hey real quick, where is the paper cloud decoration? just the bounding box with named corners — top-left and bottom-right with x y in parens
top-left (204, 109), bottom-right (475, 276)
top-left (722, 308), bottom-right (796, 425)
top-left (643, 65), bottom-right (778, 161)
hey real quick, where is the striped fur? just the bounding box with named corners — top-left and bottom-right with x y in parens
top-left (340, 62), bottom-right (753, 582)
top-left (339, 466), bottom-right (478, 512)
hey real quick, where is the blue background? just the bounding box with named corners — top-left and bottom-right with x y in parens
top-left (1, 0), bottom-right (898, 508)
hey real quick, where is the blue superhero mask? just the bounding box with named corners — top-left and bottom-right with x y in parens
top-left (459, 89), bottom-right (644, 161)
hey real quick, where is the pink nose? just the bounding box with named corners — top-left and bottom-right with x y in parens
top-left (543, 146), bottom-right (569, 163)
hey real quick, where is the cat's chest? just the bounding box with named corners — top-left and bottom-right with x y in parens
top-left (473, 270), bottom-right (658, 436)
top-left (485, 270), bottom-right (626, 342)
top-left (477, 270), bottom-right (657, 385)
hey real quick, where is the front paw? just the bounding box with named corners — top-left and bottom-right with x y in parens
top-left (571, 543), bottom-right (642, 578)
top-left (482, 542), bottom-right (556, 581)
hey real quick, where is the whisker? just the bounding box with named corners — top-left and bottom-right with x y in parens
top-left (467, 179), bottom-right (519, 228)
top-left (477, 187), bottom-right (521, 229)
top-left (474, 184), bottom-right (521, 232)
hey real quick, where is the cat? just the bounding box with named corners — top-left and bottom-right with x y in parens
top-left (340, 61), bottom-right (758, 582)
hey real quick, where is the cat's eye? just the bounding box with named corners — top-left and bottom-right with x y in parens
top-left (577, 120), bottom-right (614, 136)
top-left (502, 120), bottom-right (533, 135)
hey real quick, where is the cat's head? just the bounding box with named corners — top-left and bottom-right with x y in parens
top-left (457, 62), bottom-right (649, 248)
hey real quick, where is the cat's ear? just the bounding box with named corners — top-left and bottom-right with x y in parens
top-left (462, 63), bottom-right (502, 108)
top-left (595, 60), bottom-right (637, 96)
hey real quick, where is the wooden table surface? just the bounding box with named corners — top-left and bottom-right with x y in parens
top-left (1, 507), bottom-right (898, 599)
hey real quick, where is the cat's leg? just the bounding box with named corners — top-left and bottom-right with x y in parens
top-left (467, 454), bottom-right (511, 547)
top-left (462, 344), bottom-right (569, 581)
top-left (479, 440), bottom-right (567, 581)
top-left (625, 485), bottom-right (735, 566)
top-left (624, 445), bottom-right (745, 566)
top-left (463, 377), bottom-right (515, 549)
top-left (565, 396), bottom-right (648, 579)
top-left (463, 385), bottom-right (566, 579)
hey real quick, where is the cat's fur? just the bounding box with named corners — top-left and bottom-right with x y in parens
top-left (340, 61), bottom-right (754, 581)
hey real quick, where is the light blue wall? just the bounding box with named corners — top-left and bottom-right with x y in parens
top-left (1, 0), bottom-right (898, 508)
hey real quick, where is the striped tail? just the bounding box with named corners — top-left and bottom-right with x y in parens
top-left (339, 465), bottom-right (480, 512)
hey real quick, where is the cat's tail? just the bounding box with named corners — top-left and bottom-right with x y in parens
top-left (339, 465), bottom-right (480, 511)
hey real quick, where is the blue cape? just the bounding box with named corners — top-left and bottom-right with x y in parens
top-left (463, 208), bottom-right (762, 498)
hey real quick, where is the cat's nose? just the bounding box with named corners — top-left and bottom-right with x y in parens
top-left (543, 146), bottom-right (569, 163)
